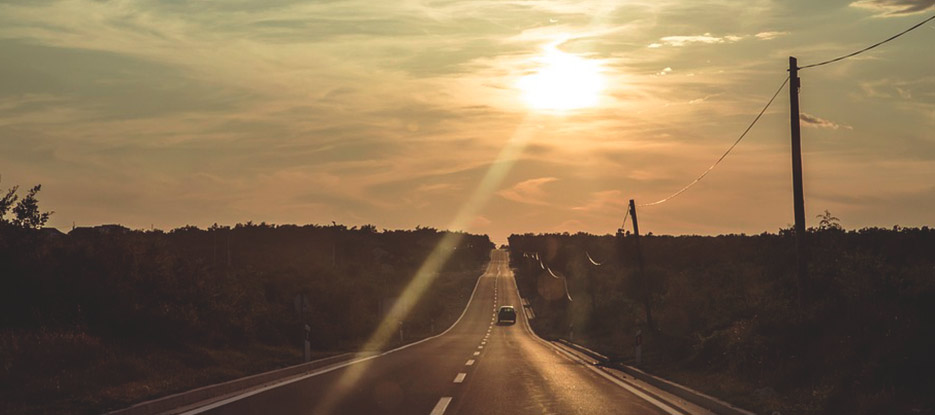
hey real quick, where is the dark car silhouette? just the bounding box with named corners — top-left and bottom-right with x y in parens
top-left (497, 305), bottom-right (517, 325)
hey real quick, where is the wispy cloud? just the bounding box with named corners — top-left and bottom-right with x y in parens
top-left (0, 0), bottom-right (930, 242)
top-left (572, 190), bottom-right (629, 213)
top-left (800, 113), bottom-right (852, 130)
top-left (850, 0), bottom-right (935, 16)
top-left (755, 31), bottom-right (789, 40)
top-left (652, 33), bottom-right (743, 47)
top-left (497, 177), bottom-right (558, 206)
top-left (469, 215), bottom-right (492, 229)
top-left (860, 77), bottom-right (935, 103)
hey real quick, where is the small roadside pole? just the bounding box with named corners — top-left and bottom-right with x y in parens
top-left (304, 324), bottom-right (311, 362)
top-left (635, 329), bottom-right (643, 366)
top-left (399, 320), bottom-right (405, 343)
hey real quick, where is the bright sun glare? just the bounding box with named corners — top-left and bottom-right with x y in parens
top-left (518, 45), bottom-right (606, 111)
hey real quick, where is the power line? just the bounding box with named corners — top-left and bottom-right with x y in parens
top-left (635, 14), bottom-right (932, 208)
top-left (799, 13), bottom-right (935, 69)
top-left (639, 76), bottom-right (791, 207)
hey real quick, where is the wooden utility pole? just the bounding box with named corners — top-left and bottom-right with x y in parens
top-left (789, 57), bottom-right (808, 300)
top-left (628, 199), bottom-right (655, 332)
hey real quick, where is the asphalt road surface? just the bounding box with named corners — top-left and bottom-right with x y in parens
top-left (188, 250), bottom-right (670, 415)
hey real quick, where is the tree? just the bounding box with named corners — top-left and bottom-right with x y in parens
top-left (816, 209), bottom-right (842, 231)
top-left (0, 184), bottom-right (17, 220)
top-left (7, 184), bottom-right (53, 229)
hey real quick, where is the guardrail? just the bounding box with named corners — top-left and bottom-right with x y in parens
top-left (556, 339), bottom-right (756, 415)
top-left (519, 297), bottom-right (535, 320)
top-left (106, 352), bottom-right (370, 415)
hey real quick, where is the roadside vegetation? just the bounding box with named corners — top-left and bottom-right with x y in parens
top-left (508, 223), bottom-right (935, 415)
top-left (0, 182), bottom-right (493, 414)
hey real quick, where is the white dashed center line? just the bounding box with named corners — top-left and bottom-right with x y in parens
top-left (430, 397), bottom-right (452, 415)
top-left (453, 373), bottom-right (467, 383)
top-left (465, 359), bottom-right (475, 366)
top-left (473, 351), bottom-right (480, 356)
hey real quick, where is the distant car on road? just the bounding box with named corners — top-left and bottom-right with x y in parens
top-left (497, 306), bottom-right (517, 325)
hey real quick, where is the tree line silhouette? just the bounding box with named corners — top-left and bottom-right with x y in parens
top-left (0, 182), bottom-right (493, 414)
top-left (508, 224), bottom-right (935, 415)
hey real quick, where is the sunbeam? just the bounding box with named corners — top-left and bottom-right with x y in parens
top-left (309, 116), bottom-right (541, 413)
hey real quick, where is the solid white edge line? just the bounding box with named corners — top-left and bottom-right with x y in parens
top-left (430, 397), bottom-right (453, 415)
top-left (507, 262), bottom-right (684, 415)
top-left (453, 373), bottom-right (467, 383)
top-left (180, 255), bottom-right (497, 415)
top-left (550, 346), bottom-right (683, 415)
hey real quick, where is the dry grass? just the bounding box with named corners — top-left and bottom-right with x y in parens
top-left (0, 329), bottom-right (333, 415)
top-left (0, 266), bottom-right (482, 415)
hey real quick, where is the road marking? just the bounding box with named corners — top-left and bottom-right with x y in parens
top-left (473, 351), bottom-right (480, 356)
top-left (478, 345), bottom-right (483, 349)
top-left (465, 359), bottom-right (475, 366)
top-left (430, 397), bottom-right (452, 415)
top-left (178, 254), bottom-right (495, 415)
top-left (453, 373), bottom-right (467, 383)
top-left (503, 266), bottom-right (685, 415)
top-left (549, 346), bottom-right (683, 415)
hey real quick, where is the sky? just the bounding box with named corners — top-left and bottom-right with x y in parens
top-left (0, 0), bottom-right (932, 243)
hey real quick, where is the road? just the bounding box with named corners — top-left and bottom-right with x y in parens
top-left (187, 250), bottom-right (671, 415)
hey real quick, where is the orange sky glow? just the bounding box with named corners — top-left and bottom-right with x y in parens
top-left (0, 0), bottom-right (932, 243)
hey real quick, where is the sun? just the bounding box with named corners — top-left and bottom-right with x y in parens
top-left (518, 45), bottom-right (606, 111)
